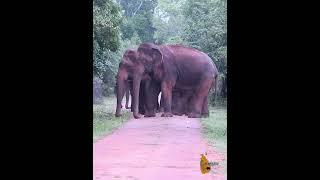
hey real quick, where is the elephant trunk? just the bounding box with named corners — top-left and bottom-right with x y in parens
top-left (115, 74), bottom-right (127, 117)
top-left (125, 87), bottom-right (130, 108)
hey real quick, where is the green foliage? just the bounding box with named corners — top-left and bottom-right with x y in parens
top-left (119, 0), bottom-right (158, 42)
top-left (93, 0), bottom-right (122, 80)
top-left (181, 0), bottom-right (227, 104)
top-left (93, 0), bottom-right (122, 52)
top-left (182, 0), bottom-right (227, 67)
top-left (132, 13), bottom-right (156, 42)
top-left (120, 17), bottom-right (135, 39)
top-left (201, 106), bottom-right (227, 150)
top-left (93, 76), bottom-right (104, 104)
top-left (121, 32), bottom-right (142, 50)
top-left (153, 0), bottom-right (185, 44)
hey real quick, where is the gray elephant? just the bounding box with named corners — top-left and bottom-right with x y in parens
top-left (116, 43), bottom-right (218, 119)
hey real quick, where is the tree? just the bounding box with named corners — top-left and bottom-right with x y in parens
top-left (93, 0), bottom-right (122, 79)
top-left (119, 0), bottom-right (158, 42)
top-left (153, 0), bottom-right (185, 44)
top-left (182, 0), bottom-right (227, 103)
top-left (182, 0), bottom-right (227, 56)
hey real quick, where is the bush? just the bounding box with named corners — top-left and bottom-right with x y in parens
top-left (93, 76), bottom-right (103, 104)
top-left (209, 74), bottom-right (227, 106)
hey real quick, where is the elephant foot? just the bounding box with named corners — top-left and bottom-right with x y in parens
top-left (159, 108), bottom-right (164, 112)
top-left (125, 106), bottom-right (130, 109)
top-left (115, 113), bottom-right (122, 117)
top-left (139, 111), bottom-right (145, 115)
top-left (144, 113), bottom-right (156, 117)
top-left (161, 112), bottom-right (173, 117)
top-left (201, 113), bottom-right (209, 118)
top-left (133, 113), bottom-right (142, 119)
top-left (188, 113), bottom-right (202, 118)
top-left (172, 111), bottom-right (183, 116)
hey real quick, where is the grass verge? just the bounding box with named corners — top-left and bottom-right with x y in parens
top-left (93, 97), bottom-right (131, 142)
top-left (201, 105), bottom-right (227, 177)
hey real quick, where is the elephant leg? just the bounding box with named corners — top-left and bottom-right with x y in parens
top-left (155, 84), bottom-right (161, 113)
top-left (130, 91), bottom-right (134, 112)
top-left (159, 93), bottom-right (164, 112)
top-left (130, 94), bottom-right (134, 112)
top-left (155, 100), bottom-right (160, 113)
top-left (188, 96), bottom-right (204, 118)
top-left (161, 81), bottom-right (174, 117)
top-left (154, 94), bottom-right (161, 113)
top-left (144, 96), bottom-right (157, 117)
top-left (144, 80), bottom-right (157, 117)
top-left (154, 94), bottom-right (160, 113)
top-left (171, 90), bottom-right (179, 115)
top-left (125, 87), bottom-right (130, 109)
top-left (139, 87), bottom-right (145, 115)
top-left (188, 79), bottom-right (213, 118)
top-left (185, 100), bottom-right (193, 117)
top-left (153, 95), bottom-right (159, 116)
top-left (173, 91), bottom-right (188, 116)
top-left (176, 101), bottom-right (186, 116)
top-left (184, 93), bottom-right (193, 116)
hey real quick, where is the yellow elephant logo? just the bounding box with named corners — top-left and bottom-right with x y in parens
top-left (200, 153), bottom-right (219, 174)
top-left (200, 154), bottom-right (211, 174)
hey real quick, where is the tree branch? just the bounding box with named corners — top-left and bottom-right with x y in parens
top-left (133, 0), bottom-right (143, 16)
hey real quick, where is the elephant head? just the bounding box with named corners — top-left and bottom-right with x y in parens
top-left (115, 44), bottom-right (164, 119)
top-left (136, 43), bottom-right (164, 80)
top-left (115, 49), bottom-right (142, 118)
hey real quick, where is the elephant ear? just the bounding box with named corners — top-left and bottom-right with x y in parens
top-left (151, 47), bottom-right (163, 64)
top-left (121, 49), bottom-right (136, 67)
top-left (126, 49), bottom-right (137, 60)
top-left (125, 49), bottom-right (137, 62)
top-left (151, 47), bottom-right (164, 78)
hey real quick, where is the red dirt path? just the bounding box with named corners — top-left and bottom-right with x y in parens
top-left (93, 114), bottom-right (226, 180)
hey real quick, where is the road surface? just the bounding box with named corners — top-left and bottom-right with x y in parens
top-left (93, 114), bottom-right (226, 180)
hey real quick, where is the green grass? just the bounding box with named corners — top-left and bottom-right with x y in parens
top-left (201, 105), bottom-right (227, 177)
top-left (93, 97), bottom-right (131, 142)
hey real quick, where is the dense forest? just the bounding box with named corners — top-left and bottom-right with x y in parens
top-left (93, 0), bottom-right (227, 105)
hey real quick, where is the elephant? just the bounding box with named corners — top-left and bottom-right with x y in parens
top-left (115, 69), bottom-right (152, 116)
top-left (115, 48), bottom-right (161, 118)
top-left (126, 43), bottom-right (218, 118)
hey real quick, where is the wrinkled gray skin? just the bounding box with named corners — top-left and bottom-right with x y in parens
top-left (116, 43), bottom-right (218, 119)
top-left (114, 75), bottom-right (130, 109)
top-left (138, 43), bottom-right (218, 118)
top-left (115, 49), bottom-right (160, 118)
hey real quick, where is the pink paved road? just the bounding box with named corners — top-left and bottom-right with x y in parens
top-left (93, 114), bottom-right (226, 180)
